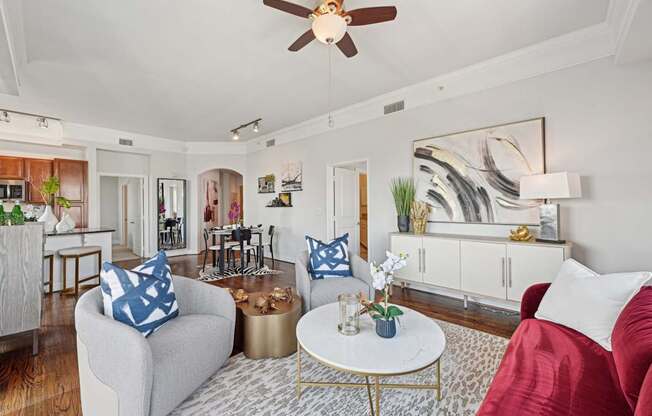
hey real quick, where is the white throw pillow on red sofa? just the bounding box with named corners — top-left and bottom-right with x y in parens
top-left (535, 259), bottom-right (651, 351)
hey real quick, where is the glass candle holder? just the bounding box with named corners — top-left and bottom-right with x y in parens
top-left (338, 293), bottom-right (360, 336)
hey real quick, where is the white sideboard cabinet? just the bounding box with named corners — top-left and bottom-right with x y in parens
top-left (390, 232), bottom-right (571, 307)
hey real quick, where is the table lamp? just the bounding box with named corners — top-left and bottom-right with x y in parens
top-left (519, 172), bottom-right (582, 243)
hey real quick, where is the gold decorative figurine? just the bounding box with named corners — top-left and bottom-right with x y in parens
top-left (509, 225), bottom-right (534, 242)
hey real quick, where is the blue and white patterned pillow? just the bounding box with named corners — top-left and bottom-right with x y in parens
top-left (305, 233), bottom-right (352, 280)
top-left (100, 251), bottom-right (179, 337)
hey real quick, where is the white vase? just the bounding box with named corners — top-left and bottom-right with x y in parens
top-left (56, 212), bottom-right (76, 233)
top-left (38, 205), bottom-right (58, 233)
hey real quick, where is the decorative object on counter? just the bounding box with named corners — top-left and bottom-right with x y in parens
top-left (411, 201), bottom-right (430, 235)
top-left (55, 197), bottom-right (74, 232)
top-left (391, 177), bottom-right (415, 233)
top-left (228, 288), bottom-right (249, 303)
top-left (520, 172), bottom-right (582, 243)
top-left (413, 118), bottom-right (545, 225)
top-left (369, 251), bottom-right (408, 338)
top-left (338, 293), bottom-right (361, 336)
top-left (281, 161), bottom-right (302, 192)
top-left (37, 176), bottom-right (72, 233)
top-left (10, 203), bottom-right (25, 225)
top-left (0, 205), bottom-right (5, 225)
top-left (509, 225), bottom-right (534, 242)
top-left (257, 174), bottom-right (275, 193)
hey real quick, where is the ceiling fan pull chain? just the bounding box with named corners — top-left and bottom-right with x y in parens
top-left (328, 44), bottom-right (335, 128)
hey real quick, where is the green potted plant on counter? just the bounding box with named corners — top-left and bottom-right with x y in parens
top-left (390, 177), bottom-right (415, 232)
top-left (368, 251), bottom-right (408, 338)
top-left (38, 176), bottom-right (72, 233)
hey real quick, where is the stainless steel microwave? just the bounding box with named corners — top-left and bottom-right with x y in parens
top-left (0, 179), bottom-right (26, 201)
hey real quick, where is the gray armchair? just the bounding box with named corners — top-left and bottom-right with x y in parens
top-left (75, 276), bottom-right (235, 416)
top-left (296, 251), bottom-right (375, 314)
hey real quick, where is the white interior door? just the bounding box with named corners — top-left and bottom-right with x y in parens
top-left (507, 245), bottom-right (565, 302)
top-left (390, 235), bottom-right (422, 283)
top-left (333, 167), bottom-right (359, 254)
top-left (422, 237), bottom-right (461, 290)
top-left (460, 241), bottom-right (507, 299)
top-left (126, 178), bottom-right (143, 256)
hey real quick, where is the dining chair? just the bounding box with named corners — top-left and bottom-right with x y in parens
top-left (256, 225), bottom-right (276, 268)
top-left (229, 228), bottom-right (258, 270)
top-left (202, 228), bottom-right (229, 272)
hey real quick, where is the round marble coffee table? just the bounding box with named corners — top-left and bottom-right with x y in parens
top-left (295, 302), bottom-right (446, 416)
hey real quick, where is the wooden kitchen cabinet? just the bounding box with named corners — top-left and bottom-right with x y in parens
top-left (0, 156), bottom-right (25, 179)
top-left (54, 159), bottom-right (87, 202)
top-left (24, 158), bottom-right (53, 203)
top-left (53, 159), bottom-right (88, 228)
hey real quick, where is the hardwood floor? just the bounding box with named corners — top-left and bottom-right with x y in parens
top-left (0, 254), bottom-right (518, 416)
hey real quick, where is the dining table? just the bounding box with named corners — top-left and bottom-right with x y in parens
top-left (211, 227), bottom-right (265, 273)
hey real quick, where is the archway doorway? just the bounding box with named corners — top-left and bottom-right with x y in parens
top-left (197, 168), bottom-right (244, 250)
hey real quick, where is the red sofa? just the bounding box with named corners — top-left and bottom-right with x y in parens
top-left (478, 284), bottom-right (652, 416)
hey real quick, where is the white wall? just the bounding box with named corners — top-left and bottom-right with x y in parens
top-left (99, 176), bottom-right (120, 244)
top-left (245, 57), bottom-right (652, 274)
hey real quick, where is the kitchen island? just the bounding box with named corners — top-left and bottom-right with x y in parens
top-left (45, 228), bottom-right (114, 292)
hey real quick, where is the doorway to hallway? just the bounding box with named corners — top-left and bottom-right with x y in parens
top-left (99, 175), bottom-right (146, 261)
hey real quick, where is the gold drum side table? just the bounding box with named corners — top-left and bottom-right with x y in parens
top-left (241, 291), bottom-right (302, 359)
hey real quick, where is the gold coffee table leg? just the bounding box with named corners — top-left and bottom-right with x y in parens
top-left (436, 359), bottom-right (442, 401)
top-left (365, 377), bottom-right (375, 416)
top-left (296, 344), bottom-right (302, 399)
top-left (375, 377), bottom-right (381, 416)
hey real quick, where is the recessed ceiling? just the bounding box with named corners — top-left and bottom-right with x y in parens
top-left (7, 0), bottom-right (610, 141)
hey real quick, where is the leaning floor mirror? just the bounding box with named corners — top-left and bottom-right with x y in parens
top-left (157, 178), bottom-right (187, 250)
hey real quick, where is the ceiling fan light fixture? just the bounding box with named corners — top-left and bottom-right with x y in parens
top-left (312, 13), bottom-right (347, 45)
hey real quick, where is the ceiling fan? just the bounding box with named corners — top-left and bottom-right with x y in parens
top-left (263, 0), bottom-right (397, 58)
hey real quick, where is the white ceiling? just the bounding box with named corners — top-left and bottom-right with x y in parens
top-left (4, 0), bottom-right (610, 141)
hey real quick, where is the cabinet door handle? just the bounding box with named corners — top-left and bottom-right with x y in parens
top-left (422, 249), bottom-right (426, 274)
top-left (501, 257), bottom-right (506, 287)
top-left (418, 248), bottom-right (422, 273)
top-left (508, 257), bottom-right (513, 288)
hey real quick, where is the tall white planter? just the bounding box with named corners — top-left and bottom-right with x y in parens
top-left (38, 205), bottom-right (58, 233)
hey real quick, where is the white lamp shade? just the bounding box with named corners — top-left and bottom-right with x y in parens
top-left (312, 14), bottom-right (347, 44)
top-left (519, 172), bottom-right (582, 200)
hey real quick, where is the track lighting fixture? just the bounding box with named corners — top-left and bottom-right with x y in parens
top-left (37, 117), bottom-right (49, 129)
top-left (229, 118), bottom-right (262, 141)
top-left (0, 111), bottom-right (9, 123)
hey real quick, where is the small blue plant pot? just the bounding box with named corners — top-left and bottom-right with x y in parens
top-left (375, 318), bottom-right (397, 338)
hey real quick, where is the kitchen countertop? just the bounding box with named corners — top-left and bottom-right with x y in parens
top-left (46, 228), bottom-right (115, 237)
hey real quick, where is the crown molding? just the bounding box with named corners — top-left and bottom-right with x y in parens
top-left (247, 20), bottom-right (618, 153)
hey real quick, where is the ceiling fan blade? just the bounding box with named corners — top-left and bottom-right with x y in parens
top-left (263, 0), bottom-right (313, 18)
top-left (289, 29), bottom-right (316, 51)
top-left (336, 32), bottom-right (358, 58)
top-left (347, 6), bottom-right (397, 26)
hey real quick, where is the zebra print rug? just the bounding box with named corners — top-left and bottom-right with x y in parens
top-left (198, 265), bottom-right (283, 282)
top-left (170, 319), bottom-right (508, 416)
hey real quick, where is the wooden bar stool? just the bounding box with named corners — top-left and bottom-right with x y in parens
top-left (43, 250), bottom-right (54, 295)
top-left (58, 246), bottom-right (102, 297)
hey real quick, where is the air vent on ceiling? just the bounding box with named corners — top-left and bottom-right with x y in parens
top-left (118, 138), bottom-right (134, 146)
top-left (384, 100), bottom-right (405, 115)
top-left (266, 139), bottom-right (276, 148)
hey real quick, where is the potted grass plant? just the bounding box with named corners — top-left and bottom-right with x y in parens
top-left (390, 177), bottom-right (415, 232)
